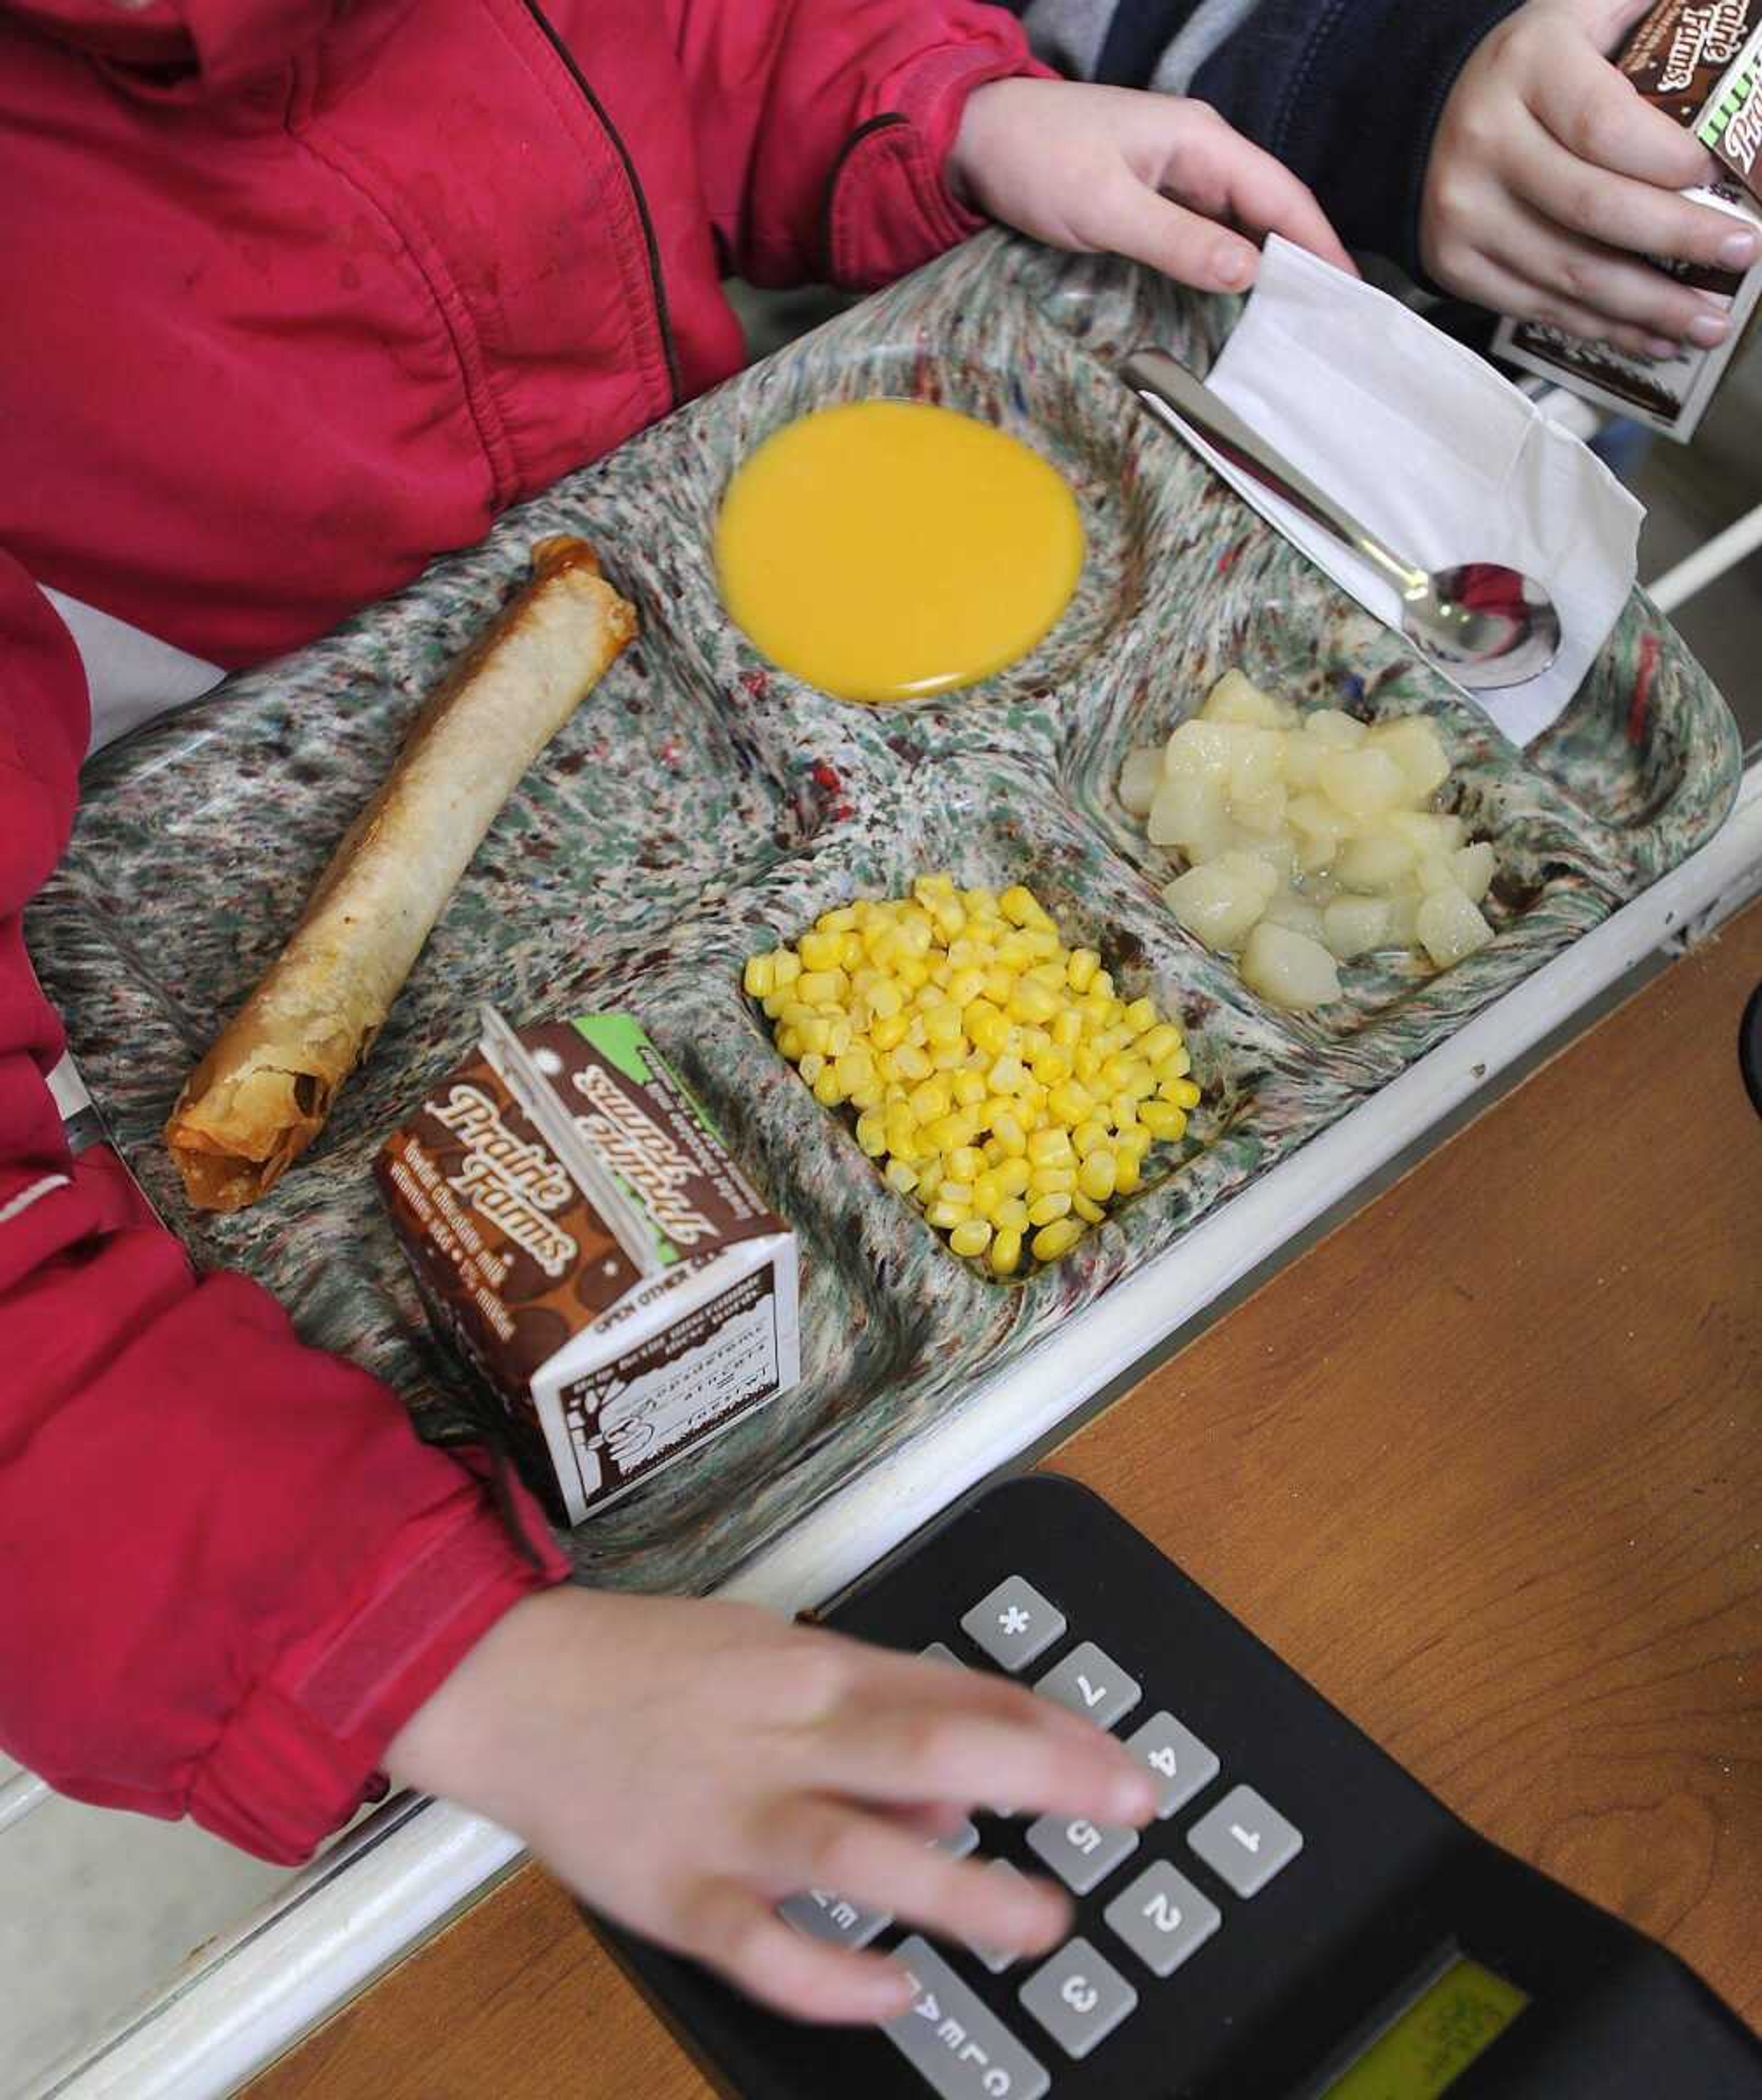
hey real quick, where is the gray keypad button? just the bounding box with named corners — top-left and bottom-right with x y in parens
top-left (931, 1817), bottom-right (981, 1860)
top-left (1025, 1811), bottom-right (1140, 1896)
top-left (1017, 1937), bottom-right (1138, 2061)
top-left (1034, 1642), bottom-right (1141, 1730)
top-left (965, 1860), bottom-right (1031, 1974)
top-left (961, 1578), bottom-right (1066, 1674)
top-left (1103, 1863), bottom-right (1221, 1978)
top-left (1125, 1711), bottom-right (1220, 1818)
top-left (1188, 1785), bottom-right (1304, 1896)
top-left (778, 1886), bottom-right (891, 1951)
top-left (922, 1642), bottom-right (964, 1668)
top-left (885, 1937), bottom-right (1050, 2100)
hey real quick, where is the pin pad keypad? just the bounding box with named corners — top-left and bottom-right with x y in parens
top-left (781, 1572), bottom-right (1305, 2098)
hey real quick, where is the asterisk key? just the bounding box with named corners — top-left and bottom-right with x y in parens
top-left (999, 1606), bottom-right (1032, 1635)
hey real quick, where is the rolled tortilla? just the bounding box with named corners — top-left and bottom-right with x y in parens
top-left (165, 535), bottom-right (637, 1212)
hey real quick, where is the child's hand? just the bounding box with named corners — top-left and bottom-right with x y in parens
top-left (385, 1585), bottom-right (1157, 2024)
top-left (948, 78), bottom-right (1355, 295)
top-left (1422, 0), bottom-right (1757, 357)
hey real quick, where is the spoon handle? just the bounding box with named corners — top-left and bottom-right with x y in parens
top-left (1119, 347), bottom-right (1427, 600)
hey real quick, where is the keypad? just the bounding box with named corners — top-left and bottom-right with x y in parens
top-left (779, 1570), bottom-right (1306, 2096)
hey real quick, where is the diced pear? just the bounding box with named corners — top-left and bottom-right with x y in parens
top-left (1370, 717), bottom-right (1452, 799)
top-left (1318, 748), bottom-right (1408, 821)
top-left (1203, 669), bottom-right (1297, 728)
top-left (1263, 888), bottom-right (1327, 942)
top-left (1233, 783), bottom-right (1290, 837)
top-left (1384, 891), bottom-right (1422, 946)
top-left (1118, 745), bottom-right (1164, 817)
top-left (1287, 793), bottom-right (1349, 873)
top-left (1235, 833), bottom-right (1299, 891)
top-left (1384, 810), bottom-right (1466, 856)
top-left (1303, 709), bottom-right (1367, 749)
top-left (1334, 830), bottom-right (1416, 894)
top-left (1282, 736), bottom-right (1322, 792)
top-left (1322, 895), bottom-right (1394, 960)
top-left (1163, 718), bottom-right (1236, 782)
top-left (1415, 854), bottom-right (1458, 895)
top-left (1228, 726), bottom-right (1285, 800)
top-left (1416, 887), bottom-right (1494, 968)
top-left (1240, 922), bottom-right (1342, 1010)
top-left (1452, 841), bottom-right (1496, 904)
top-left (1218, 848), bottom-right (1282, 900)
top-left (1164, 861), bottom-right (1271, 953)
top-left (1148, 774), bottom-right (1221, 848)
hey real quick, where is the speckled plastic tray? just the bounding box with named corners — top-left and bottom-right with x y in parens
top-left (30, 234), bottom-right (1740, 1592)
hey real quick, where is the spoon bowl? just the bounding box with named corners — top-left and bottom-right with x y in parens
top-left (1120, 347), bottom-right (1563, 695)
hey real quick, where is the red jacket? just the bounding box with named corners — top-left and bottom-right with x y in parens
top-left (0, 0), bottom-right (1038, 1861)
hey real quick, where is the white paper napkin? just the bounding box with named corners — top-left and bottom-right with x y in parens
top-left (1162, 237), bottom-right (1644, 748)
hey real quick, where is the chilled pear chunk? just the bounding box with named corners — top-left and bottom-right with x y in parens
top-left (1416, 887), bottom-right (1494, 968)
top-left (1119, 669), bottom-right (1502, 1007)
top-left (1119, 745), bottom-right (1163, 817)
top-left (1241, 922), bottom-right (1342, 1010)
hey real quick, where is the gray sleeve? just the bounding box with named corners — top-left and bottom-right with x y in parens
top-left (1014, 0), bottom-right (1261, 92)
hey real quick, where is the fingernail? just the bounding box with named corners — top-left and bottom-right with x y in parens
top-left (1645, 335), bottom-right (1680, 360)
top-left (1688, 311), bottom-right (1729, 346)
top-left (1215, 246), bottom-right (1255, 292)
top-left (1720, 230), bottom-right (1758, 268)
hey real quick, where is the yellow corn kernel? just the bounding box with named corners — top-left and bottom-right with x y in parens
top-left (951, 1069), bottom-right (987, 1109)
top-left (981, 1136), bottom-right (1007, 1167)
top-left (744, 953), bottom-right (776, 998)
top-left (1121, 996), bottom-right (1157, 1036)
top-left (921, 1113), bottom-right (971, 1156)
top-left (836, 1045), bottom-right (875, 1088)
top-left (1030, 1048), bottom-right (1071, 1088)
top-left (992, 1111), bottom-right (1028, 1158)
top-left (1007, 979), bottom-right (1058, 1027)
top-left (797, 969), bottom-right (847, 1006)
top-left (993, 1156), bottom-right (1032, 1198)
top-left (1137, 1023), bottom-right (1180, 1067)
top-left (998, 884), bottom-right (1037, 927)
top-left (929, 1043), bottom-right (967, 1073)
top-left (943, 965), bottom-right (983, 1007)
top-left (864, 978), bottom-right (904, 1021)
top-left (994, 1196), bottom-right (1031, 1232)
top-left (1016, 1027), bottom-right (1053, 1064)
top-left (986, 1053), bottom-right (1027, 1095)
top-left (855, 1109), bottom-right (887, 1157)
top-left (772, 949), bottom-right (802, 988)
top-left (969, 1171), bottom-right (1004, 1217)
top-left (949, 1218), bottom-right (993, 1259)
top-left (1032, 1218), bottom-right (1085, 1263)
top-left (869, 1012), bottom-right (908, 1054)
top-left (1162, 1076), bottom-right (1201, 1109)
top-left (922, 1002), bottom-right (962, 1047)
top-left (1078, 1150), bottom-right (1118, 1203)
top-left (1027, 1127), bottom-right (1074, 1167)
top-left (1029, 1166), bottom-right (1077, 1200)
top-left (1089, 969), bottom-right (1115, 1002)
top-left (775, 1025), bottom-right (805, 1061)
top-left (1047, 1079), bottom-right (1094, 1127)
top-left (798, 930), bottom-right (841, 972)
top-left (813, 1068), bottom-right (845, 1108)
top-left (945, 1146), bottom-right (986, 1186)
top-left (931, 899), bottom-right (966, 942)
top-left (1026, 960), bottom-right (1068, 991)
top-left (1066, 947), bottom-right (1100, 994)
top-left (896, 955), bottom-right (931, 992)
top-left (817, 905), bottom-right (858, 934)
top-left (893, 1043), bottom-right (932, 1084)
top-left (839, 932), bottom-right (864, 971)
top-left (1114, 1150), bottom-right (1143, 1195)
top-left (1114, 1121), bottom-right (1151, 1162)
top-left (1118, 1060), bottom-right (1157, 1101)
top-left (990, 1226), bottom-right (1024, 1277)
top-left (1071, 1118), bottom-right (1111, 1159)
top-left (1071, 1044), bottom-right (1102, 1085)
top-left (981, 963), bottom-right (1017, 1006)
top-left (883, 1158), bottom-right (918, 1196)
top-left (798, 1050), bottom-right (826, 1084)
top-left (926, 1197), bottom-right (974, 1231)
top-left (1073, 1193), bottom-right (1107, 1226)
top-left (850, 1083), bottom-right (884, 1112)
top-left (762, 991), bottom-right (790, 1021)
top-left (823, 1018), bottom-right (854, 1059)
top-left (965, 1005), bottom-right (1008, 1057)
top-left (965, 885), bottom-right (1001, 919)
top-left (913, 871), bottom-right (956, 902)
top-left (1140, 1101), bottom-right (1188, 1141)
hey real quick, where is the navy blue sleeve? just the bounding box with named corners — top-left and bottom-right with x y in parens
top-left (996, 0), bottom-right (1528, 279)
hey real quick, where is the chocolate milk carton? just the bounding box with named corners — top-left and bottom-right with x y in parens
top-left (377, 1008), bottom-right (799, 1524)
top-left (1495, 0), bottom-right (1762, 439)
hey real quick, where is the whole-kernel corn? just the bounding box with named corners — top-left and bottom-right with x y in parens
top-left (748, 881), bottom-right (1199, 1273)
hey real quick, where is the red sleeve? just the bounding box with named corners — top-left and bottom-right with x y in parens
top-left (666, 0), bottom-right (1054, 290)
top-left (0, 0), bottom-right (337, 85)
top-left (0, 554), bottom-right (568, 1865)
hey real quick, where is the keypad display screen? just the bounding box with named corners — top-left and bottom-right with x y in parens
top-left (1319, 1957), bottom-right (1528, 2100)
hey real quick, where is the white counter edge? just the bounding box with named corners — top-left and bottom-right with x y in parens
top-left (43, 769), bottom-right (1762, 2100)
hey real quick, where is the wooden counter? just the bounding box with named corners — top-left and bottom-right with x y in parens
top-left (250, 905), bottom-right (1762, 2098)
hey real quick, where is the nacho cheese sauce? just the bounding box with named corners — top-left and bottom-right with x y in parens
top-left (714, 400), bottom-right (1084, 704)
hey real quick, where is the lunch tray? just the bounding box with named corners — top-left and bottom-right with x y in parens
top-left (29, 234), bottom-right (1740, 1592)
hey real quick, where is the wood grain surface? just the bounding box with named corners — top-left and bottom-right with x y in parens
top-left (249, 904), bottom-right (1762, 2098)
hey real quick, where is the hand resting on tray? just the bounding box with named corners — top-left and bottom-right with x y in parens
top-left (949, 78), bottom-right (1357, 295)
top-left (385, 1585), bottom-right (1157, 2024)
top-left (1422, 0), bottom-right (1755, 358)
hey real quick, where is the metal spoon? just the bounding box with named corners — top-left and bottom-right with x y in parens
top-left (1119, 346), bottom-right (1563, 693)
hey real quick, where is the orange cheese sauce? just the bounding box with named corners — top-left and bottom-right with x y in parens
top-left (714, 400), bottom-right (1084, 704)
